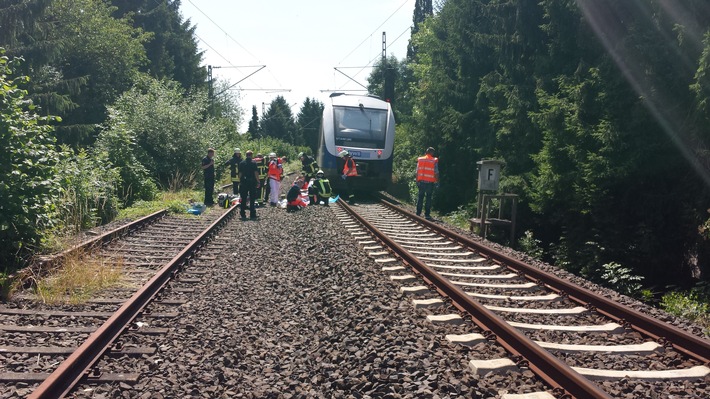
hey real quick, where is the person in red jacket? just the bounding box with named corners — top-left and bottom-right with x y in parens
top-left (286, 176), bottom-right (308, 212)
top-left (416, 147), bottom-right (439, 220)
top-left (267, 152), bottom-right (282, 206)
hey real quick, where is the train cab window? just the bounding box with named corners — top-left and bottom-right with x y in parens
top-left (333, 106), bottom-right (387, 149)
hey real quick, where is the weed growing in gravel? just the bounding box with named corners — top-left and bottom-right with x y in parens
top-left (518, 230), bottom-right (544, 260)
top-left (33, 251), bottom-right (124, 304)
top-left (442, 204), bottom-right (476, 230)
top-left (118, 189), bottom-right (201, 219)
top-left (661, 288), bottom-right (710, 336)
top-left (600, 262), bottom-right (644, 298)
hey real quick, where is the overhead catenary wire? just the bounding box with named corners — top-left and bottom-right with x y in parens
top-left (184, 0), bottom-right (288, 93)
top-left (186, 0), bottom-right (261, 64)
top-left (337, 0), bottom-right (412, 66)
top-left (149, 0), bottom-right (236, 67)
top-left (337, 24), bottom-right (413, 91)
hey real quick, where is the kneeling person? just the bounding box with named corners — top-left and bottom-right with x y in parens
top-left (310, 169), bottom-right (332, 205)
top-left (286, 176), bottom-right (308, 212)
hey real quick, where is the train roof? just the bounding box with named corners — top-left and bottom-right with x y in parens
top-left (327, 93), bottom-right (390, 110)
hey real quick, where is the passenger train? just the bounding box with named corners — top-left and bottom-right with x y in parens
top-left (316, 93), bottom-right (396, 192)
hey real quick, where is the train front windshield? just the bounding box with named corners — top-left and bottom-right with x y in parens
top-left (333, 106), bottom-right (388, 149)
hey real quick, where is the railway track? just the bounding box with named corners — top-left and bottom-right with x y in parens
top-left (0, 206), bottom-right (237, 398)
top-left (334, 198), bottom-right (710, 399)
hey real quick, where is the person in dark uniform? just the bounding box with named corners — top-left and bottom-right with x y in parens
top-left (223, 148), bottom-right (242, 195)
top-left (310, 169), bottom-right (332, 206)
top-left (201, 148), bottom-right (215, 206)
top-left (298, 152), bottom-right (319, 181)
top-left (238, 150), bottom-right (260, 220)
top-left (254, 153), bottom-right (268, 205)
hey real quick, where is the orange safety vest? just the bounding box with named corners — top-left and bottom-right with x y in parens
top-left (268, 160), bottom-right (282, 181)
top-left (342, 157), bottom-right (358, 177)
top-left (416, 155), bottom-right (438, 183)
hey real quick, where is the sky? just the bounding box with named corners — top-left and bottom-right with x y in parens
top-left (179, 0), bottom-right (416, 132)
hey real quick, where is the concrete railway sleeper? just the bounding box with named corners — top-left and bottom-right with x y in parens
top-left (0, 207), bottom-right (237, 398)
top-left (335, 198), bottom-right (710, 399)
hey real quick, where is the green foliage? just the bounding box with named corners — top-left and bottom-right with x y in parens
top-left (600, 262), bottom-right (644, 298)
top-left (95, 113), bottom-right (157, 205)
top-left (55, 148), bottom-right (121, 232)
top-left (46, 0), bottom-right (149, 146)
top-left (639, 289), bottom-right (655, 304)
top-left (248, 105), bottom-right (259, 136)
top-left (0, 52), bottom-right (63, 267)
top-left (111, 0), bottom-right (207, 91)
top-left (661, 289), bottom-right (710, 332)
top-left (367, 56), bottom-right (415, 123)
top-left (297, 97), bottom-right (324, 154)
top-left (104, 75), bottom-right (228, 185)
top-left (391, 0), bottom-right (710, 289)
top-left (260, 96), bottom-right (298, 144)
top-left (518, 230), bottom-right (544, 260)
top-left (442, 204), bottom-right (476, 231)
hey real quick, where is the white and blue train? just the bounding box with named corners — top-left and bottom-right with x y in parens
top-left (317, 93), bottom-right (396, 192)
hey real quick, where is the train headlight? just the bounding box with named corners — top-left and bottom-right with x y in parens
top-left (377, 150), bottom-right (382, 159)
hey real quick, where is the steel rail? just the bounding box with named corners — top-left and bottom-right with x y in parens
top-left (378, 197), bottom-right (710, 365)
top-left (28, 206), bottom-right (238, 398)
top-left (12, 209), bottom-right (168, 288)
top-left (340, 200), bottom-right (612, 399)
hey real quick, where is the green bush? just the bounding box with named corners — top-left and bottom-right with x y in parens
top-left (107, 75), bottom-right (231, 186)
top-left (95, 117), bottom-right (157, 205)
top-left (0, 52), bottom-right (63, 267)
top-left (518, 230), bottom-right (544, 260)
top-left (661, 290), bottom-right (710, 330)
top-left (600, 262), bottom-right (644, 298)
top-left (54, 148), bottom-right (121, 232)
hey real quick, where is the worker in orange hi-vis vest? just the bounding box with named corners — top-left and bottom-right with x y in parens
top-left (338, 150), bottom-right (358, 204)
top-left (416, 147), bottom-right (439, 220)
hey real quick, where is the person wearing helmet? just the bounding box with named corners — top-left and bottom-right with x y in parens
top-left (267, 152), bottom-right (282, 206)
top-left (223, 148), bottom-right (242, 195)
top-left (298, 151), bottom-right (319, 181)
top-left (340, 150), bottom-right (357, 204)
top-left (310, 169), bottom-right (332, 206)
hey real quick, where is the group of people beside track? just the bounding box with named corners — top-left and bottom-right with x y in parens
top-left (201, 146), bottom-right (439, 221)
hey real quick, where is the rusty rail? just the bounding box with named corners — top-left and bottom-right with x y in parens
top-left (340, 199), bottom-right (612, 399)
top-left (28, 205), bottom-right (238, 398)
top-left (378, 196), bottom-right (710, 365)
top-left (12, 209), bottom-right (168, 289)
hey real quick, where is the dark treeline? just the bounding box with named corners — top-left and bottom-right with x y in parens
top-left (0, 0), bottom-right (206, 147)
top-left (371, 0), bottom-right (710, 291)
top-left (3, 0), bottom-right (710, 296)
top-left (0, 0), bottom-right (325, 271)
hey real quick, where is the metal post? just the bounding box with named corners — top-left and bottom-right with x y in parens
top-left (207, 65), bottom-right (213, 100)
top-left (382, 32), bottom-right (387, 60)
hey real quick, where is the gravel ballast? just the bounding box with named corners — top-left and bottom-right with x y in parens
top-left (18, 195), bottom-right (709, 398)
